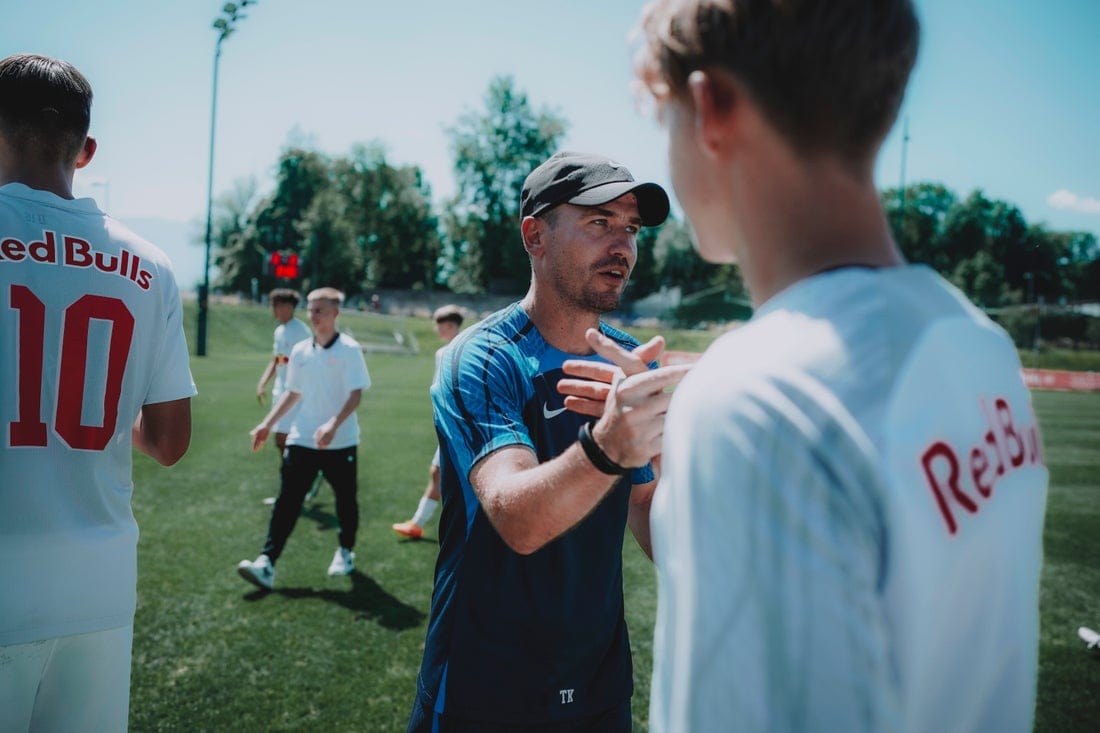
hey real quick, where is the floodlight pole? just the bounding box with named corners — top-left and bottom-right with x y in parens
top-left (198, 1), bottom-right (256, 357)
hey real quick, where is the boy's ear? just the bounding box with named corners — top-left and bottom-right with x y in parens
top-left (688, 70), bottom-right (739, 157)
top-left (74, 135), bottom-right (96, 169)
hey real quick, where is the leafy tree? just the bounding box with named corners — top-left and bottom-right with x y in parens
top-left (624, 221), bottom-right (662, 302)
top-left (297, 186), bottom-right (361, 295)
top-left (653, 216), bottom-right (713, 294)
top-left (329, 144), bottom-right (441, 292)
top-left (882, 182), bottom-right (956, 270)
top-left (219, 145), bottom-right (334, 295)
top-left (940, 192), bottom-right (1034, 306)
top-left (643, 215), bottom-right (748, 322)
top-left (442, 76), bottom-right (567, 293)
top-left (254, 146), bottom-right (332, 256)
top-left (209, 177), bottom-right (260, 294)
top-left (1044, 229), bottom-right (1100, 302)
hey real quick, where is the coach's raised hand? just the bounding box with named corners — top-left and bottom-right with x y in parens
top-left (559, 328), bottom-right (691, 468)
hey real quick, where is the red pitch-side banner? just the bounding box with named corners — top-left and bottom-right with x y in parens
top-left (1022, 368), bottom-right (1100, 392)
top-left (661, 352), bottom-right (1098, 393)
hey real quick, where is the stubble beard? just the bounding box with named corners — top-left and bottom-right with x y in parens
top-left (548, 263), bottom-right (627, 314)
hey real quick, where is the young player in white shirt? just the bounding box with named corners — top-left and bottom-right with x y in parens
top-left (0, 53), bottom-right (195, 732)
top-left (610, 2), bottom-right (1050, 730)
top-left (256, 287), bottom-right (311, 450)
top-left (240, 287), bottom-right (372, 588)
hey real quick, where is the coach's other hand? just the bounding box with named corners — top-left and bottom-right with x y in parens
top-left (559, 329), bottom-right (691, 469)
top-left (558, 330), bottom-right (685, 416)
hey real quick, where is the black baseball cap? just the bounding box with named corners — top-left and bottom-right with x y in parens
top-left (520, 151), bottom-right (670, 226)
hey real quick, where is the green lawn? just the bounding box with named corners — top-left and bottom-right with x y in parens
top-left (127, 302), bottom-right (1100, 731)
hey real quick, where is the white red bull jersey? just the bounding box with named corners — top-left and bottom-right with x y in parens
top-left (650, 265), bottom-right (1047, 732)
top-left (0, 183), bottom-right (197, 645)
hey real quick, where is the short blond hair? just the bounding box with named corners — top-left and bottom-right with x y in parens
top-left (307, 287), bottom-right (344, 307)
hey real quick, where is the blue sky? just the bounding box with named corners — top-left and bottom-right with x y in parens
top-left (4, 0), bottom-right (1098, 288)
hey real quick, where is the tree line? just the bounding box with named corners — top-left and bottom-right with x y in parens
top-left (208, 76), bottom-right (1099, 343)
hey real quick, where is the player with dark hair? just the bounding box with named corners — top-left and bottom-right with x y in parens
top-left (407, 152), bottom-right (687, 732)
top-left (255, 287), bottom-right (322, 502)
top-left (240, 287), bottom-right (372, 588)
top-left (392, 304), bottom-right (465, 540)
top-left (628, 2), bottom-right (1049, 730)
top-left (256, 287), bottom-right (310, 451)
top-left (0, 52), bottom-right (195, 731)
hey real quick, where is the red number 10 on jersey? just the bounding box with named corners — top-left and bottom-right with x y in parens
top-left (8, 284), bottom-right (134, 450)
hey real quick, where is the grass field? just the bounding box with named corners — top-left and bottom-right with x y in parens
top-left (126, 302), bottom-right (1100, 731)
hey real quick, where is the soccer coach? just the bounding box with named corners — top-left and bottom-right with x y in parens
top-left (407, 152), bottom-right (687, 732)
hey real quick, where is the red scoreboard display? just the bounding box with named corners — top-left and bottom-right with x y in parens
top-left (270, 252), bottom-right (299, 279)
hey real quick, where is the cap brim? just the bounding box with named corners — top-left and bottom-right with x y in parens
top-left (567, 181), bottom-right (670, 227)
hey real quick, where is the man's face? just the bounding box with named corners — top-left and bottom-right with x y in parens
top-left (537, 193), bottom-right (641, 313)
top-left (307, 299), bottom-right (338, 333)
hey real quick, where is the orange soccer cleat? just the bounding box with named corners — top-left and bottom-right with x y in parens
top-left (392, 521), bottom-right (424, 540)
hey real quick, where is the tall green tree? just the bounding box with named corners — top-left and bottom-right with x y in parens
top-left (882, 182), bottom-right (956, 270)
top-left (653, 217), bottom-right (714, 294)
top-left (441, 76), bottom-right (567, 293)
top-left (209, 177), bottom-right (259, 294)
top-left (624, 221), bottom-right (663, 301)
top-left (329, 144), bottom-right (441, 292)
top-left (253, 146), bottom-right (332, 256)
top-left (939, 191), bottom-right (1029, 306)
top-left (297, 186), bottom-right (361, 295)
top-left (1040, 229), bottom-right (1099, 302)
top-left (221, 145), bottom-right (334, 295)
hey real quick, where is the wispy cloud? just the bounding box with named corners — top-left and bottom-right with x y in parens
top-left (1048, 189), bottom-right (1100, 214)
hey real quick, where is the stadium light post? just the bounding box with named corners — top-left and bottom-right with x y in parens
top-left (198, 1), bottom-right (257, 357)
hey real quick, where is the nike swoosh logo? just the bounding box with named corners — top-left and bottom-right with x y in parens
top-left (543, 403), bottom-right (568, 419)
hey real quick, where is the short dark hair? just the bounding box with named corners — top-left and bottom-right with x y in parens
top-left (433, 304), bottom-right (464, 327)
top-left (636, 0), bottom-right (919, 162)
top-left (269, 288), bottom-right (301, 307)
top-left (0, 53), bottom-right (93, 165)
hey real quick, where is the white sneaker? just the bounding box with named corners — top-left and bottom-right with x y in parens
top-left (327, 547), bottom-right (355, 576)
top-left (237, 554), bottom-right (275, 590)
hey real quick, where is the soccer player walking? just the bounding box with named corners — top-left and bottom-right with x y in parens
top-left (0, 53), bottom-right (195, 731)
top-left (240, 287), bottom-right (371, 588)
top-left (255, 288), bottom-right (311, 451)
top-left (407, 152), bottom-right (686, 732)
top-left (630, 2), bottom-right (1050, 731)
